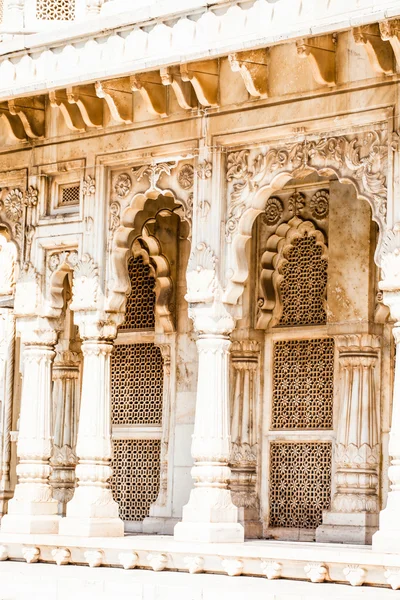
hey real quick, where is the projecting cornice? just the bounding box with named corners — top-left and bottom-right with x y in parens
top-left (0, 0), bottom-right (399, 102)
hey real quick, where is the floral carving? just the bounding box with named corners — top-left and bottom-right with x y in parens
top-left (24, 185), bottom-right (39, 207)
top-left (114, 173), bottom-right (132, 197)
top-left (264, 196), bottom-right (283, 225)
top-left (288, 191), bottom-right (305, 216)
top-left (82, 175), bottom-right (95, 196)
top-left (310, 189), bottom-right (329, 219)
top-left (197, 161), bottom-right (212, 179)
top-left (4, 189), bottom-right (23, 221)
top-left (119, 552), bottom-right (138, 570)
top-left (225, 131), bottom-right (387, 241)
top-left (109, 201), bottom-right (121, 233)
top-left (178, 164), bottom-right (194, 190)
top-left (304, 562), bottom-right (328, 583)
top-left (70, 254), bottom-right (99, 311)
top-left (261, 560), bottom-right (282, 580)
top-left (184, 556), bottom-right (204, 574)
top-left (52, 548), bottom-right (71, 566)
top-left (186, 242), bottom-right (218, 304)
top-left (343, 565), bottom-right (366, 587)
top-left (48, 250), bottom-right (78, 273)
top-left (132, 162), bottom-right (174, 193)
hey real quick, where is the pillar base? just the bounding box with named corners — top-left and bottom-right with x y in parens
top-left (316, 512), bottom-right (378, 545)
top-left (174, 521), bottom-right (244, 543)
top-left (1, 514), bottom-right (61, 534)
top-left (59, 516), bottom-right (124, 537)
top-left (143, 517), bottom-right (180, 535)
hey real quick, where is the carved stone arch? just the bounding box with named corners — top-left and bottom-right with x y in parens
top-left (0, 225), bottom-right (18, 298)
top-left (257, 216), bottom-right (328, 329)
top-left (46, 250), bottom-right (78, 316)
top-left (108, 191), bottom-right (189, 330)
top-left (129, 232), bottom-right (175, 332)
top-left (224, 132), bottom-right (386, 307)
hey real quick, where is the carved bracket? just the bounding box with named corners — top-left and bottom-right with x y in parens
top-left (49, 90), bottom-right (86, 132)
top-left (180, 60), bottom-right (219, 107)
top-left (160, 66), bottom-right (196, 110)
top-left (353, 24), bottom-right (394, 76)
top-left (296, 34), bottom-right (336, 87)
top-left (131, 72), bottom-right (167, 117)
top-left (95, 77), bottom-right (133, 124)
top-left (228, 49), bottom-right (269, 98)
top-left (66, 84), bottom-right (104, 129)
top-left (380, 19), bottom-right (400, 67)
top-left (0, 96), bottom-right (45, 141)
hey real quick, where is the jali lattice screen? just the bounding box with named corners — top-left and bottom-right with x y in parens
top-left (36, 0), bottom-right (75, 20)
top-left (279, 232), bottom-right (327, 326)
top-left (272, 338), bottom-right (334, 429)
top-left (111, 343), bottom-right (163, 426)
top-left (119, 255), bottom-right (156, 330)
top-left (111, 439), bottom-right (161, 521)
top-left (269, 441), bottom-right (332, 529)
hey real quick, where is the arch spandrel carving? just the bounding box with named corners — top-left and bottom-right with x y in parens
top-left (223, 129), bottom-right (388, 306)
top-left (257, 217), bottom-right (328, 329)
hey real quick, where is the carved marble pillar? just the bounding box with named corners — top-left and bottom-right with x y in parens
top-left (0, 309), bottom-right (15, 517)
top-left (59, 318), bottom-right (123, 537)
top-left (229, 340), bottom-right (261, 538)
top-left (317, 334), bottom-right (380, 544)
top-left (174, 301), bottom-right (244, 543)
top-left (1, 318), bottom-right (60, 534)
top-left (49, 345), bottom-right (80, 516)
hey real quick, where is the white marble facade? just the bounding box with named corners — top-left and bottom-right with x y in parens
top-left (2, 0), bottom-right (400, 594)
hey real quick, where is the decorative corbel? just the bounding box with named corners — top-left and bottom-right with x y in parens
top-left (180, 60), bottom-right (219, 107)
top-left (228, 49), bottom-right (269, 98)
top-left (66, 84), bottom-right (104, 129)
top-left (0, 104), bottom-right (28, 141)
top-left (380, 19), bottom-right (400, 67)
top-left (95, 77), bottom-right (133, 124)
top-left (49, 90), bottom-right (86, 133)
top-left (130, 72), bottom-right (167, 117)
top-left (7, 96), bottom-right (45, 139)
top-left (160, 66), bottom-right (196, 110)
top-left (353, 24), bottom-right (394, 76)
top-left (296, 34), bottom-right (336, 87)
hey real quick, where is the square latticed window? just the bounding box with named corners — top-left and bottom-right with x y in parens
top-left (58, 183), bottom-right (80, 207)
top-left (36, 0), bottom-right (75, 20)
top-left (272, 338), bottom-right (334, 429)
top-left (269, 441), bottom-right (332, 530)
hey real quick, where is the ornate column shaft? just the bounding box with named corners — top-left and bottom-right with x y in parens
top-left (317, 334), bottom-right (380, 544)
top-left (59, 318), bottom-right (123, 537)
top-left (174, 302), bottom-right (244, 542)
top-left (1, 318), bottom-right (60, 534)
top-left (0, 309), bottom-right (15, 517)
top-left (229, 340), bottom-right (261, 538)
top-left (49, 348), bottom-right (80, 516)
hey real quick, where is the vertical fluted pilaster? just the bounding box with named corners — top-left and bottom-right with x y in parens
top-left (229, 340), bottom-right (261, 538)
top-left (317, 334), bottom-right (380, 544)
top-left (0, 310), bottom-right (15, 516)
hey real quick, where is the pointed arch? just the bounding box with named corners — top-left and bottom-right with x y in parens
top-left (107, 190), bottom-right (190, 332)
top-left (257, 216), bottom-right (328, 329)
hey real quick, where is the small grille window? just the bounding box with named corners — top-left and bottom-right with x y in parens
top-left (59, 184), bottom-right (80, 207)
top-left (36, 0), bottom-right (75, 20)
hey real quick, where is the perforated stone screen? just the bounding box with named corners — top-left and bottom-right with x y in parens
top-left (272, 338), bottom-right (334, 429)
top-left (111, 439), bottom-right (161, 521)
top-left (279, 232), bottom-right (327, 326)
top-left (269, 441), bottom-right (332, 529)
top-left (111, 343), bottom-right (163, 425)
top-left (36, 0), bottom-right (75, 20)
top-left (119, 255), bottom-right (156, 330)
top-left (59, 184), bottom-right (80, 206)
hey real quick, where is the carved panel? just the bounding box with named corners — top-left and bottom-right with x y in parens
top-left (279, 232), bottom-right (327, 326)
top-left (119, 255), bottom-right (155, 330)
top-left (111, 343), bottom-right (163, 425)
top-left (111, 439), bottom-right (161, 521)
top-left (272, 338), bottom-right (334, 429)
top-left (269, 441), bottom-right (332, 529)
